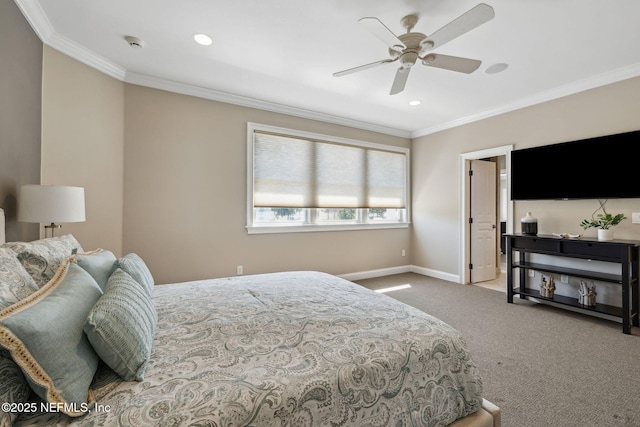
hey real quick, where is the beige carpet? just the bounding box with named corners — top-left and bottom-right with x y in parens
top-left (355, 273), bottom-right (640, 427)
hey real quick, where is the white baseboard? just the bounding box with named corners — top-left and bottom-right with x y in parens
top-left (338, 265), bottom-right (412, 281)
top-left (338, 265), bottom-right (460, 283)
top-left (409, 265), bottom-right (460, 283)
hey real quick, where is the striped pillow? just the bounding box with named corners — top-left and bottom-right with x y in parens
top-left (84, 268), bottom-right (157, 381)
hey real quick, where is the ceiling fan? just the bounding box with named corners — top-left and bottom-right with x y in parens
top-left (333, 3), bottom-right (495, 95)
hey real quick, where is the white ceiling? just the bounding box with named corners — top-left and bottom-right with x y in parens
top-left (16, 0), bottom-right (640, 138)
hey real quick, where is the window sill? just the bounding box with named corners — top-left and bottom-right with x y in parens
top-left (246, 222), bottom-right (410, 235)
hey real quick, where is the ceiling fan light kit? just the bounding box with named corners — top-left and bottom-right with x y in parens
top-left (333, 3), bottom-right (495, 95)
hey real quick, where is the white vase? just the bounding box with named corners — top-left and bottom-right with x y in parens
top-left (597, 228), bottom-right (613, 241)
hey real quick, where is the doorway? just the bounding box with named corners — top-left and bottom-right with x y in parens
top-left (459, 145), bottom-right (513, 286)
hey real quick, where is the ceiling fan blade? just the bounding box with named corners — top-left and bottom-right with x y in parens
top-left (359, 17), bottom-right (406, 52)
top-left (421, 53), bottom-right (481, 74)
top-left (390, 66), bottom-right (411, 95)
top-left (421, 3), bottom-right (495, 52)
top-left (333, 58), bottom-right (396, 77)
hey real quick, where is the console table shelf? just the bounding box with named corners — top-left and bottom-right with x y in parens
top-left (505, 234), bottom-right (640, 334)
top-left (512, 287), bottom-right (623, 318)
top-left (511, 261), bottom-right (625, 284)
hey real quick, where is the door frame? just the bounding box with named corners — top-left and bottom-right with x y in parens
top-left (459, 145), bottom-right (514, 284)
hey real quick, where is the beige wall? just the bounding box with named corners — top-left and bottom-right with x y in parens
top-left (123, 85), bottom-right (411, 283)
top-left (39, 47), bottom-right (640, 285)
top-left (0, 0), bottom-right (42, 242)
top-left (411, 76), bottom-right (640, 278)
top-left (41, 47), bottom-right (125, 254)
top-left (39, 49), bottom-right (410, 284)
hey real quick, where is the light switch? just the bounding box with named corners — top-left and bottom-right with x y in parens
top-left (632, 213), bottom-right (640, 224)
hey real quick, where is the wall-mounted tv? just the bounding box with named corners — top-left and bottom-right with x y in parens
top-left (510, 129), bottom-right (640, 200)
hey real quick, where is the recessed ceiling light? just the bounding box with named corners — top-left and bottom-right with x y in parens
top-left (194, 33), bottom-right (213, 46)
top-left (409, 100), bottom-right (422, 106)
top-left (485, 63), bottom-right (509, 74)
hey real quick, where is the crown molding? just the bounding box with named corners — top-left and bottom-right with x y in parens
top-left (14, 0), bottom-right (54, 41)
top-left (15, 0), bottom-right (409, 139)
top-left (124, 72), bottom-right (412, 138)
top-left (16, 0), bottom-right (640, 141)
top-left (411, 62), bottom-right (640, 138)
top-left (46, 32), bottom-right (127, 81)
top-left (15, 0), bottom-right (126, 80)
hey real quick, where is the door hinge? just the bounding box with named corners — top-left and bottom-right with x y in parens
top-left (469, 263), bottom-right (473, 270)
top-left (468, 170), bottom-right (473, 176)
top-left (469, 217), bottom-right (473, 224)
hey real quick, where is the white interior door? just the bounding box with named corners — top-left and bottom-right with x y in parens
top-left (470, 159), bottom-right (497, 283)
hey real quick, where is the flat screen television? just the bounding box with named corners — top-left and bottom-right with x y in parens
top-left (510, 129), bottom-right (640, 200)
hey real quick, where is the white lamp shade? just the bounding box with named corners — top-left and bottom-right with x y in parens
top-left (18, 185), bottom-right (86, 224)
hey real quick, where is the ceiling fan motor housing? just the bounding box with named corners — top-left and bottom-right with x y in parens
top-left (391, 32), bottom-right (427, 67)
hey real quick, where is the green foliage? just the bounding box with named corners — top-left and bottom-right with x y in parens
top-left (271, 208), bottom-right (301, 219)
top-left (369, 208), bottom-right (387, 218)
top-left (338, 209), bottom-right (356, 220)
top-left (580, 213), bottom-right (626, 230)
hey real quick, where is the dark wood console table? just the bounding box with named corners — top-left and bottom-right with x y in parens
top-left (505, 234), bottom-right (639, 334)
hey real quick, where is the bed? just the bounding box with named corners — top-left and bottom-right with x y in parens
top-left (1, 235), bottom-right (499, 427)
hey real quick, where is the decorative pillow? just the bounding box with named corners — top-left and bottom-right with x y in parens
top-left (0, 349), bottom-right (31, 422)
top-left (0, 247), bottom-right (39, 311)
top-left (85, 268), bottom-right (157, 381)
top-left (76, 249), bottom-right (117, 291)
top-left (0, 258), bottom-right (102, 417)
top-left (1, 410), bottom-right (13, 426)
top-left (0, 249), bottom-right (35, 421)
top-left (3, 234), bottom-right (84, 288)
top-left (112, 253), bottom-right (154, 294)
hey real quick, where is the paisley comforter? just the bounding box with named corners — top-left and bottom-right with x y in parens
top-left (14, 271), bottom-right (483, 426)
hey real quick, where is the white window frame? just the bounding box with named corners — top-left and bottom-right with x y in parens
top-left (246, 123), bottom-right (410, 234)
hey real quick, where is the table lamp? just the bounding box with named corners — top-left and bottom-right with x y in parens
top-left (18, 185), bottom-right (86, 237)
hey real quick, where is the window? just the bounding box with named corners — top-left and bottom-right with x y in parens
top-left (247, 123), bottom-right (410, 233)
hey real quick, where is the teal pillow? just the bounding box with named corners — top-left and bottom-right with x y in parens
top-left (0, 350), bottom-right (31, 421)
top-left (0, 258), bottom-right (103, 416)
top-left (76, 249), bottom-right (117, 291)
top-left (85, 268), bottom-right (157, 381)
top-left (112, 253), bottom-right (154, 294)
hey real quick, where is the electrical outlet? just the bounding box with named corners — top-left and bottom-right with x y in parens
top-left (632, 212), bottom-right (640, 224)
top-left (402, 249), bottom-right (406, 257)
top-left (560, 274), bottom-right (569, 282)
top-left (528, 270), bottom-right (535, 277)
top-left (236, 265), bottom-right (243, 275)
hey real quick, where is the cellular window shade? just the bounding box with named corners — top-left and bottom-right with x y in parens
top-left (253, 132), bottom-right (406, 208)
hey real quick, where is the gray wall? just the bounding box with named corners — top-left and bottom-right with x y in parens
top-left (0, 0), bottom-right (42, 242)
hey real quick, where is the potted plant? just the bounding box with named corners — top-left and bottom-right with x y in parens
top-left (580, 207), bottom-right (626, 241)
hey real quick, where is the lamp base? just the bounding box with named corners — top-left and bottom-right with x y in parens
top-left (44, 223), bottom-right (62, 238)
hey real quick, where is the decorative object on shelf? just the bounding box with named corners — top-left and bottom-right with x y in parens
top-left (578, 280), bottom-right (597, 307)
top-left (580, 200), bottom-right (626, 241)
top-left (539, 275), bottom-right (555, 298)
top-left (521, 212), bottom-right (538, 235)
top-left (551, 233), bottom-right (581, 239)
top-left (18, 185), bottom-right (86, 237)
